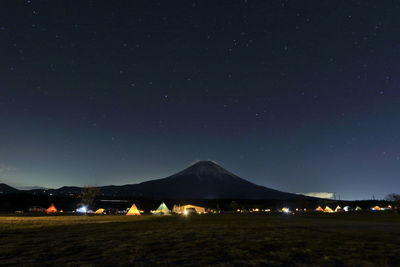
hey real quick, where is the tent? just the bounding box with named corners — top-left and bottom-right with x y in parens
top-left (372, 206), bottom-right (381, 211)
top-left (153, 202), bottom-right (171, 215)
top-left (95, 208), bottom-right (105, 214)
top-left (324, 206), bottom-right (334, 213)
top-left (355, 206), bottom-right (362, 211)
top-left (316, 206), bottom-right (324, 212)
top-left (46, 204), bottom-right (57, 214)
top-left (281, 207), bottom-right (290, 213)
top-left (334, 206), bottom-right (342, 212)
top-left (126, 204), bottom-right (141, 215)
top-left (76, 206), bottom-right (87, 213)
top-left (172, 204), bottom-right (205, 214)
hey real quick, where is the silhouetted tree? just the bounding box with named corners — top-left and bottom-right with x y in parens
top-left (79, 186), bottom-right (100, 207)
top-left (385, 193), bottom-right (400, 202)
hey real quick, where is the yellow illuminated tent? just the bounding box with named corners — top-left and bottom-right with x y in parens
top-left (324, 206), bottom-right (334, 213)
top-left (334, 206), bottom-right (342, 212)
top-left (126, 204), bottom-right (141, 215)
top-left (372, 206), bottom-right (381, 211)
top-left (172, 204), bottom-right (205, 214)
top-left (316, 206), bottom-right (324, 212)
top-left (95, 208), bottom-right (105, 214)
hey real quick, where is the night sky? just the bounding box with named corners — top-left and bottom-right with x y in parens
top-left (1, 1), bottom-right (399, 200)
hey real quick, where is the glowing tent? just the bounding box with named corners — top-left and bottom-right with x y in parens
top-left (126, 204), bottom-right (141, 215)
top-left (281, 207), bottom-right (290, 213)
top-left (95, 208), bottom-right (105, 214)
top-left (153, 202), bottom-right (171, 215)
top-left (172, 204), bottom-right (205, 214)
top-left (324, 206), bottom-right (334, 213)
top-left (46, 204), bottom-right (57, 214)
top-left (76, 206), bottom-right (87, 213)
top-left (334, 206), bottom-right (342, 212)
top-left (316, 206), bottom-right (324, 212)
top-left (355, 206), bottom-right (362, 211)
top-left (372, 206), bottom-right (381, 211)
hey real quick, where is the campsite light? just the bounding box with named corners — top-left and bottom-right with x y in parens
top-left (282, 207), bottom-right (290, 214)
top-left (372, 206), bottom-right (381, 211)
top-left (183, 209), bottom-right (188, 215)
top-left (76, 206), bottom-right (87, 213)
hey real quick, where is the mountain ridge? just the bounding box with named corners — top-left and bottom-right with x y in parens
top-left (0, 183), bottom-right (19, 194)
top-left (3, 161), bottom-right (312, 200)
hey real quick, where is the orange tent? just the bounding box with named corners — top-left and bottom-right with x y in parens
top-left (316, 206), bottom-right (324, 212)
top-left (372, 206), bottom-right (381, 211)
top-left (46, 204), bottom-right (57, 214)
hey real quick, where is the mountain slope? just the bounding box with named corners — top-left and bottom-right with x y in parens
top-left (0, 183), bottom-right (19, 194)
top-left (100, 161), bottom-right (307, 199)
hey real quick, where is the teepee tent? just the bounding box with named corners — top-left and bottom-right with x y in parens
top-left (316, 206), bottom-right (324, 212)
top-left (95, 208), bottom-right (105, 214)
top-left (324, 206), bottom-right (334, 213)
top-left (355, 206), bottom-right (362, 211)
top-left (153, 202), bottom-right (171, 215)
top-left (46, 204), bottom-right (57, 214)
top-left (334, 206), bottom-right (342, 212)
top-left (126, 204), bottom-right (141, 215)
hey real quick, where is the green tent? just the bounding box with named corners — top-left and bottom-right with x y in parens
top-left (355, 206), bottom-right (362, 211)
top-left (153, 202), bottom-right (171, 215)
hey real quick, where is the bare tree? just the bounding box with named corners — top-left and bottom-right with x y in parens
top-left (385, 193), bottom-right (400, 202)
top-left (79, 186), bottom-right (100, 207)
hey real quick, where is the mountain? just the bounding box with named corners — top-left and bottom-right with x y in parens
top-left (0, 183), bottom-right (19, 194)
top-left (99, 161), bottom-right (308, 199)
top-left (26, 161), bottom-right (310, 199)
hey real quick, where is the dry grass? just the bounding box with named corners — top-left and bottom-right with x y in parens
top-left (1, 212), bottom-right (400, 266)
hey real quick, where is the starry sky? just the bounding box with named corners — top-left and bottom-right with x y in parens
top-left (1, 1), bottom-right (399, 200)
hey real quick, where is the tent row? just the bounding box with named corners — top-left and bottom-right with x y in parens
top-left (43, 203), bottom-right (393, 214)
top-left (74, 202), bottom-right (205, 215)
top-left (315, 205), bottom-right (362, 213)
top-left (97, 202), bottom-right (208, 215)
top-left (314, 205), bottom-right (393, 213)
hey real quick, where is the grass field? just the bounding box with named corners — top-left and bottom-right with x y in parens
top-left (1, 212), bottom-right (400, 266)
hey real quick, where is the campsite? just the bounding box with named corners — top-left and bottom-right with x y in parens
top-left (1, 212), bottom-right (400, 266)
top-left (1, 161), bottom-right (399, 265)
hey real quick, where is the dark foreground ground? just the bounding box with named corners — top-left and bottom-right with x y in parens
top-left (1, 212), bottom-right (400, 266)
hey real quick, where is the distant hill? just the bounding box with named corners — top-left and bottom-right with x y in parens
top-left (0, 183), bottom-right (19, 194)
top-left (25, 161), bottom-right (312, 200)
top-left (28, 186), bottom-right (82, 196)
